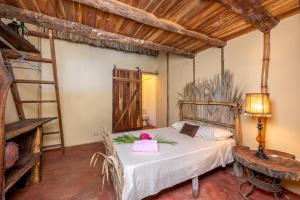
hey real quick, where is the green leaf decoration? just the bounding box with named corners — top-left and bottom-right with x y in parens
top-left (153, 134), bottom-right (177, 145)
top-left (113, 134), bottom-right (177, 145)
top-left (113, 134), bottom-right (139, 144)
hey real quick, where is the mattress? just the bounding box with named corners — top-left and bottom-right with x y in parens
top-left (113, 127), bottom-right (235, 200)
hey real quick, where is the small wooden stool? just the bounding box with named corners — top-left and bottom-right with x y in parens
top-left (233, 146), bottom-right (300, 200)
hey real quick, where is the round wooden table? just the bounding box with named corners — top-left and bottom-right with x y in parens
top-left (233, 146), bottom-right (300, 200)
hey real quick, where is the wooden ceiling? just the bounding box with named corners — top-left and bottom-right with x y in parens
top-left (0, 0), bottom-right (299, 57)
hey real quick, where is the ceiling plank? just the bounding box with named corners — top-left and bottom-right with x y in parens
top-left (0, 3), bottom-right (194, 57)
top-left (69, 0), bottom-right (226, 47)
top-left (217, 0), bottom-right (279, 32)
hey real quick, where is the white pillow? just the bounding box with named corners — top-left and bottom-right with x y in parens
top-left (196, 126), bottom-right (233, 141)
top-left (171, 121), bottom-right (198, 130)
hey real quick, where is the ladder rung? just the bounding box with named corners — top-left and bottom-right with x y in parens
top-left (14, 79), bottom-right (55, 84)
top-left (20, 100), bottom-right (57, 103)
top-left (43, 131), bottom-right (60, 135)
top-left (42, 144), bottom-right (62, 151)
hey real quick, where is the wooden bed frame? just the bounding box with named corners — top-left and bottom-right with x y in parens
top-left (179, 100), bottom-right (242, 145)
top-left (102, 100), bottom-right (243, 200)
top-left (178, 100), bottom-right (242, 197)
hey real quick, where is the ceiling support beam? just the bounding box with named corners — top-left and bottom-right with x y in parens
top-left (70, 0), bottom-right (226, 47)
top-left (217, 0), bottom-right (279, 32)
top-left (0, 4), bottom-right (194, 58)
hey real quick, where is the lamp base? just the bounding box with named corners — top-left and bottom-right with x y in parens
top-left (254, 146), bottom-right (269, 160)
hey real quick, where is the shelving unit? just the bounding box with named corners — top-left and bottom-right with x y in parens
top-left (4, 117), bottom-right (55, 194)
top-left (0, 19), bottom-right (63, 199)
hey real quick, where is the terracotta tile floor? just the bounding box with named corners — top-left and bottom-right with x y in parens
top-left (7, 143), bottom-right (300, 200)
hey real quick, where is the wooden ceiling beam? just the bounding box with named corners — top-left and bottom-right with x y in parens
top-left (0, 4), bottom-right (194, 58)
top-left (69, 0), bottom-right (226, 47)
top-left (217, 0), bottom-right (279, 32)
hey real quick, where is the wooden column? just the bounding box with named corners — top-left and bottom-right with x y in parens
top-left (259, 32), bottom-right (271, 147)
top-left (261, 32), bottom-right (270, 93)
top-left (233, 161), bottom-right (244, 178)
top-left (27, 126), bottom-right (42, 185)
top-left (192, 57), bottom-right (195, 84)
top-left (192, 176), bottom-right (199, 198)
top-left (166, 53), bottom-right (169, 126)
top-left (192, 57), bottom-right (196, 121)
top-left (0, 51), bottom-right (13, 199)
top-left (221, 47), bottom-right (225, 79)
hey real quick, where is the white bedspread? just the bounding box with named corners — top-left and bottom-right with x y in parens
top-left (113, 127), bottom-right (235, 200)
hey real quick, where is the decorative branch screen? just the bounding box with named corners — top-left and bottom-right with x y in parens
top-left (178, 71), bottom-right (244, 145)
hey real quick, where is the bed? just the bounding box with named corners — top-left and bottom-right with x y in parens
top-left (113, 127), bottom-right (235, 200)
top-left (103, 100), bottom-right (242, 200)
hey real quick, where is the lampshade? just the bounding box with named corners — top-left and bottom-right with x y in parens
top-left (245, 93), bottom-right (271, 117)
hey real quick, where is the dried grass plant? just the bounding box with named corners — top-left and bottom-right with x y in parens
top-left (178, 71), bottom-right (244, 132)
top-left (90, 127), bottom-right (123, 200)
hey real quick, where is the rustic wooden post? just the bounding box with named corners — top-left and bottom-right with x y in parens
top-left (192, 56), bottom-right (196, 121)
top-left (27, 126), bottom-right (42, 185)
top-left (179, 102), bottom-right (183, 121)
top-left (221, 47), bottom-right (225, 80)
top-left (261, 32), bottom-right (270, 93)
top-left (167, 53), bottom-right (169, 126)
top-left (234, 107), bottom-right (242, 146)
top-left (0, 51), bottom-right (13, 199)
top-left (192, 176), bottom-right (199, 198)
top-left (259, 32), bottom-right (271, 147)
top-left (192, 57), bottom-right (195, 85)
top-left (138, 68), bottom-right (142, 129)
top-left (233, 161), bottom-right (244, 178)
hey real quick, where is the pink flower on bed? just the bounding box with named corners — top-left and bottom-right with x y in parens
top-left (139, 133), bottom-right (152, 140)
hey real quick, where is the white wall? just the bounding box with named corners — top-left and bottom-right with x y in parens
top-left (168, 14), bottom-right (300, 194)
top-left (5, 38), bottom-right (167, 147)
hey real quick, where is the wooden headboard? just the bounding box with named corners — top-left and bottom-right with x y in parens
top-left (178, 100), bottom-right (242, 146)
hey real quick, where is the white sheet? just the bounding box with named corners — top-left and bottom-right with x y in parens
top-left (113, 127), bottom-right (235, 200)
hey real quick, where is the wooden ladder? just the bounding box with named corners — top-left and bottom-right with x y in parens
top-left (6, 30), bottom-right (65, 152)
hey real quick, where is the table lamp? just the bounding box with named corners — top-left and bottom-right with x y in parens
top-left (245, 93), bottom-right (271, 159)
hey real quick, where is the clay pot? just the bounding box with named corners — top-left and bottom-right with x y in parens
top-left (5, 142), bottom-right (19, 170)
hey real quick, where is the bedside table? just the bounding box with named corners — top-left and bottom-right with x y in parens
top-left (233, 146), bottom-right (300, 200)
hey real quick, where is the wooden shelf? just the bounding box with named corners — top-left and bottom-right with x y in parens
top-left (0, 20), bottom-right (39, 53)
top-left (5, 118), bottom-right (56, 140)
top-left (5, 153), bottom-right (41, 193)
top-left (2, 49), bottom-right (52, 63)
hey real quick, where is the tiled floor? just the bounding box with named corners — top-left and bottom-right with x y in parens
top-left (7, 143), bottom-right (300, 200)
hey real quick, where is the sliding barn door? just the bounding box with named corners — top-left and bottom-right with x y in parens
top-left (113, 68), bottom-right (142, 133)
